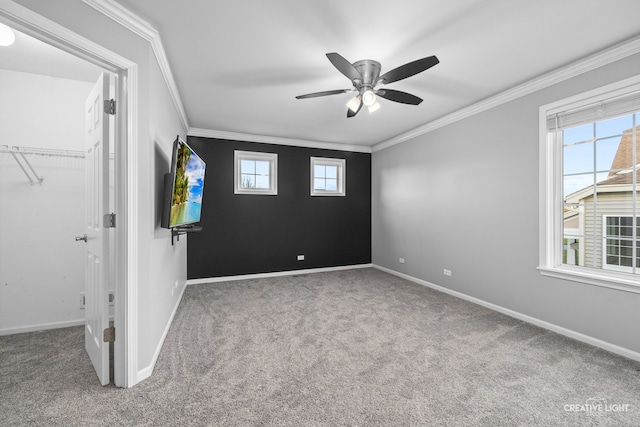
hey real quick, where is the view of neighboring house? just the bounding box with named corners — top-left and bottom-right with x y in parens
top-left (564, 126), bottom-right (640, 272)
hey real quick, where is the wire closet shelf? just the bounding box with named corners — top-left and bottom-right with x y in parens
top-left (0, 144), bottom-right (85, 185)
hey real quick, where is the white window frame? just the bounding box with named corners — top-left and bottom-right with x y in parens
top-left (538, 74), bottom-right (640, 294)
top-left (310, 157), bottom-right (346, 196)
top-left (234, 150), bottom-right (278, 195)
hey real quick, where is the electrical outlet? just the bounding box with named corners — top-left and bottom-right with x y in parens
top-left (108, 291), bottom-right (115, 306)
top-left (399, 258), bottom-right (405, 264)
top-left (79, 292), bottom-right (85, 309)
top-left (297, 255), bottom-right (305, 261)
top-left (444, 269), bottom-right (452, 276)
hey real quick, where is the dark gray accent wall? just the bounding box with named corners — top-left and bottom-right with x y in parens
top-left (186, 137), bottom-right (371, 279)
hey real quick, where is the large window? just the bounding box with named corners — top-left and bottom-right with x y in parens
top-left (539, 75), bottom-right (640, 292)
top-left (234, 150), bottom-right (277, 195)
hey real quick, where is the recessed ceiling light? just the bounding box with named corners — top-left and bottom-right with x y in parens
top-left (0, 23), bottom-right (16, 47)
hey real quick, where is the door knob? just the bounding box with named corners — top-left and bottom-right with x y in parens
top-left (75, 234), bottom-right (88, 242)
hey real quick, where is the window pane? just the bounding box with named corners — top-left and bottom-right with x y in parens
top-left (325, 165), bottom-right (337, 179)
top-left (240, 159), bottom-right (255, 174)
top-left (596, 114), bottom-right (633, 139)
top-left (563, 237), bottom-right (580, 265)
top-left (241, 174), bottom-right (255, 188)
top-left (593, 171), bottom-right (617, 193)
top-left (255, 175), bottom-right (269, 189)
top-left (563, 123), bottom-right (594, 146)
top-left (255, 160), bottom-right (270, 176)
top-left (314, 165), bottom-right (326, 178)
top-left (564, 140), bottom-right (594, 175)
top-left (314, 178), bottom-right (325, 190)
top-left (621, 246), bottom-right (633, 257)
top-left (563, 173), bottom-right (593, 198)
top-left (595, 136), bottom-right (623, 172)
top-left (326, 178), bottom-right (337, 191)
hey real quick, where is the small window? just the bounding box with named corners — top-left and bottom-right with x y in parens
top-left (234, 151), bottom-right (277, 195)
top-left (310, 157), bottom-right (345, 196)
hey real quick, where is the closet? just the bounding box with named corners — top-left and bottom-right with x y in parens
top-left (0, 68), bottom-right (100, 334)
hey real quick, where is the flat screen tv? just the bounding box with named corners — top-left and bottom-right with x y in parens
top-left (161, 136), bottom-right (206, 229)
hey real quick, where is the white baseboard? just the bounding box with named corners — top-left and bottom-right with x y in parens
top-left (186, 263), bottom-right (374, 285)
top-left (373, 264), bottom-right (640, 363)
top-left (136, 281), bottom-right (188, 383)
top-left (0, 319), bottom-right (85, 336)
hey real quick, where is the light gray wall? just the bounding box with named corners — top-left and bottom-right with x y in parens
top-left (372, 52), bottom-right (640, 355)
top-left (13, 0), bottom-right (188, 384)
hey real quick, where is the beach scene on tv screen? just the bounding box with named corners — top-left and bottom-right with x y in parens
top-left (170, 143), bottom-right (205, 227)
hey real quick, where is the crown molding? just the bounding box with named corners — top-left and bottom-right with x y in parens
top-left (82, 0), bottom-right (189, 132)
top-left (80, 1), bottom-right (640, 154)
top-left (373, 34), bottom-right (640, 152)
top-left (188, 128), bottom-right (372, 153)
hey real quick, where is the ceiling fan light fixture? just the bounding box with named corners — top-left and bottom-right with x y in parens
top-left (0, 23), bottom-right (15, 47)
top-left (346, 95), bottom-right (361, 113)
top-left (367, 101), bottom-right (381, 113)
top-left (362, 89), bottom-right (376, 107)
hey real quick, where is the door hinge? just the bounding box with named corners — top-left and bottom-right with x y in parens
top-left (104, 213), bottom-right (116, 228)
top-left (103, 325), bottom-right (115, 343)
top-left (104, 99), bottom-right (116, 115)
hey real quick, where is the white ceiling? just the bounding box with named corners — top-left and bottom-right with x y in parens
top-left (112, 0), bottom-right (640, 149)
top-left (3, 1), bottom-right (640, 150)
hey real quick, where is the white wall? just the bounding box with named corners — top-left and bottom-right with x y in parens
top-left (12, 0), bottom-right (188, 386)
top-left (0, 69), bottom-right (95, 333)
top-left (372, 52), bottom-right (640, 356)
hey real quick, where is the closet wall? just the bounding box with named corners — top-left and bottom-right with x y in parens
top-left (0, 69), bottom-right (97, 334)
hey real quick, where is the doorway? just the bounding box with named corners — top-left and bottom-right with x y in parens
top-left (0, 7), bottom-right (136, 387)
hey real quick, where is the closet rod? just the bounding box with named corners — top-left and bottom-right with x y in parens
top-left (0, 145), bottom-right (85, 159)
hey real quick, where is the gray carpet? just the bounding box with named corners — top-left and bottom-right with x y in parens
top-left (1, 268), bottom-right (639, 426)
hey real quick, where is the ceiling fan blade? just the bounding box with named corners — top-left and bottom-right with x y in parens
top-left (326, 52), bottom-right (362, 82)
top-left (377, 89), bottom-right (423, 105)
top-left (296, 89), bottom-right (350, 99)
top-left (378, 55), bottom-right (439, 85)
top-left (347, 99), bottom-right (363, 118)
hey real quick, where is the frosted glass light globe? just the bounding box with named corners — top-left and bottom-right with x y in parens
top-left (362, 90), bottom-right (376, 107)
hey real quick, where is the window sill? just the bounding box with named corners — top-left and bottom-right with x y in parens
top-left (538, 265), bottom-right (640, 294)
top-left (234, 190), bottom-right (278, 196)
top-left (310, 192), bottom-right (346, 197)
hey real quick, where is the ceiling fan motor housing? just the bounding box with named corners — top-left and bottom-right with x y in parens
top-left (352, 60), bottom-right (381, 91)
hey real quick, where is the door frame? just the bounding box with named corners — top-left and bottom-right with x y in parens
top-left (0, 1), bottom-right (138, 387)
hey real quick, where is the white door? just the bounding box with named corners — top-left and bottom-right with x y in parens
top-left (83, 72), bottom-right (111, 386)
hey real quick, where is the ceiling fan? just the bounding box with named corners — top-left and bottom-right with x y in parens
top-left (296, 52), bottom-right (439, 117)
